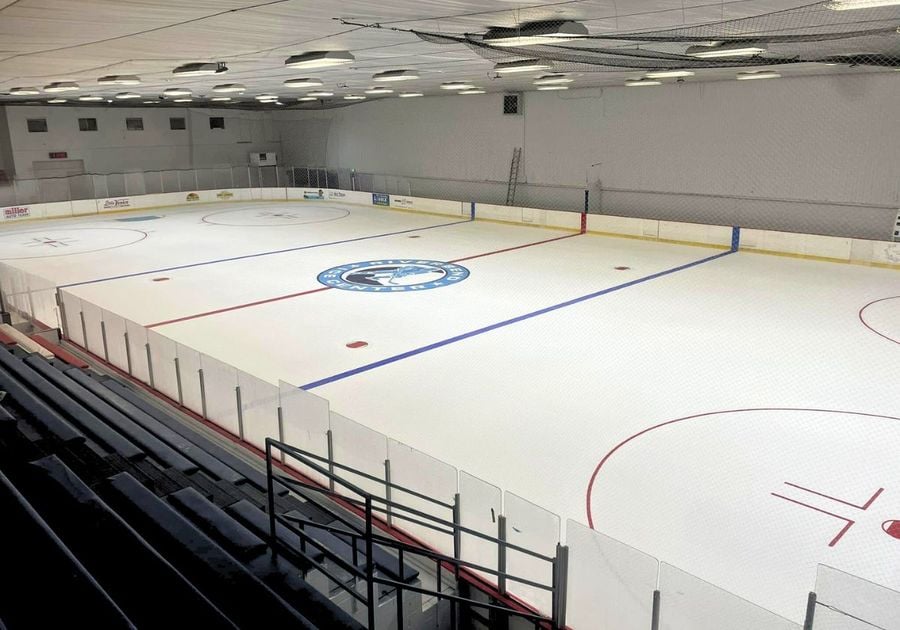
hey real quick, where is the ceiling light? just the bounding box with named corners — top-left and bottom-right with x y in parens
top-left (625, 79), bottom-right (661, 87)
top-left (142, 100), bottom-right (159, 104)
top-left (306, 90), bottom-right (333, 97)
top-left (440, 82), bottom-right (475, 90)
top-left (44, 82), bottom-right (80, 92)
top-left (115, 92), bottom-right (141, 99)
top-left (372, 70), bottom-right (420, 82)
top-left (47, 98), bottom-right (68, 104)
top-left (163, 88), bottom-right (192, 96)
top-left (736, 70), bottom-right (781, 80)
top-left (827, 0), bottom-right (900, 9)
top-left (298, 96), bottom-right (318, 101)
top-left (284, 51), bottom-right (355, 69)
top-left (645, 70), bottom-right (695, 79)
top-left (533, 74), bottom-right (572, 85)
top-left (79, 95), bottom-right (104, 101)
top-left (459, 89), bottom-right (486, 95)
top-left (283, 78), bottom-right (324, 88)
top-left (274, 101), bottom-right (286, 105)
top-left (213, 83), bottom-right (245, 93)
top-left (493, 59), bottom-right (553, 74)
top-left (537, 85), bottom-right (568, 91)
top-left (98, 75), bottom-right (141, 85)
top-left (255, 94), bottom-right (278, 100)
top-left (365, 87), bottom-right (393, 94)
top-left (398, 92), bottom-right (424, 98)
top-left (343, 95), bottom-right (366, 100)
top-left (10, 87), bottom-right (40, 95)
top-left (173, 98), bottom-right (193, 103)
top-left (173, 62), bottom-right (227, 76)
top-left (484, 20), bottom-right (589, 47)
top-left (686, 43), bottom-right (766, 58)
top-left (211, 96), bottom-right (232, 101)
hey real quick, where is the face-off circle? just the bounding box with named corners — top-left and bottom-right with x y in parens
top-left (858, 296), bottom-right (900, 346)
top-left (318, 259), bottom-right (470, 292)
top-left (202, 204), bottom-right (349, 227)
top-left (0, 227), bottom-right (149, 260)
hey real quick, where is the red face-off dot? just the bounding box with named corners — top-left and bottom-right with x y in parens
top-left (883, 520), bottom-right (900, 540)
top-left (346, 341), bottom-right (368, 349)
top-left (614, 266), bottom-right (631, 271)
top-left (152, 277), bottom-right (171, 282)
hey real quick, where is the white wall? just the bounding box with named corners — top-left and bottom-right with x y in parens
top-left (274, 73), bottom-right (900, 239)
top-left (3, 105), bottom-right (281, 178)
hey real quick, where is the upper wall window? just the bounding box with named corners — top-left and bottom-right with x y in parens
top-left (126, 117), bottom-right (144, 131)
top-left (78, 118), bottom-right (98, 131)
top-left (209, 116), bottom-right (225, 130)
top-left (27, 118), bottom-right (48, 133)
top-left (170, 117), bottom-right (186, 130)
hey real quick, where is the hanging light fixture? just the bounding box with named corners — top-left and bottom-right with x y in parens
top-left (343, 94), bottom-right (366, 100)
top-left (645, 70), bottom-right (695, 79)
top-left (483, 21), bottom-right (589, 47)
top-left (10, 87), bottom-right (40, 95)
top-left (283, 78), bottom-right (324, 88)
top-left (98, 75), bottom-right (142, 85)
top-left (44, 82), bottom-right (80, 93)
top-left (284, 51), bottom-right (355, 69)
top-left (79, 95), bottom-right (105, 101)
top-left (398, 92), bottom-right (424, 98)
top-left (47, 98), bottom-right (68, 104)
top-left (686, 42), bottom-right (766, 58)
top-left (213, 83), bottom-right (246, 93)
top-left (440, 82), bottom-right (475, 90)
top-left (493, 59), bottom-right (552, 74)
top-left (736, 70), bottom-right (781, 80)
top-left (372, 69), bottom-right (419, 82)
top-left (115, 92), bottom-right (142, 99)
top-left (459, 89), bottom-right (486, 94)
top-left (537, 85), bottom-right (568, 91)
top-left (163, 88), bottom-right (192, 96)
top-left (533, 74), bottom-right (573, 85)
top-left (173, 62), bottom-right (228, 76)
top-left (364, 86), bottom-right (394, 94)
top-left (625, 79), bottom-right (661, 87)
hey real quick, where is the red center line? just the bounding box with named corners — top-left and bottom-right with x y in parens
top-left (146, 230), bottom-right (582, 328)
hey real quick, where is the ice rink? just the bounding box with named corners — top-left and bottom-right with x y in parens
top-left (2, 199), bottom-right (898, 622)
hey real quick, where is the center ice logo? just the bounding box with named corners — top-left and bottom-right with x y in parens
top-left (317, 259), bottom-right (469, 292)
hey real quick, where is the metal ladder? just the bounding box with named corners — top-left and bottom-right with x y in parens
top-left (505, 147), bottom-right (522, 206)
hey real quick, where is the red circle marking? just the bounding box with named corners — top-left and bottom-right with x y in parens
top-left (346, 341), bottom-right (368, 349)
top-left (586, 408), bottom-right (900, 529)
top-left (859, 296), bottom-right (900, 346)
top-left (883, 520), bottom-right (900, 540)
top-left (614, 266), bottom-right (631, 271)
top-left (152, 277), bottom-right (171, 282)
top-left (408, 235), bottom-right (422, 239)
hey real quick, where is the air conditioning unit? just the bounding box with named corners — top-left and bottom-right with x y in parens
top-left (249, 152), bottom-right (277, 166)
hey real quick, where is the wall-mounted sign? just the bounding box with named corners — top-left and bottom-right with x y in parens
top-left (48, 152), bottom-right (68, 159)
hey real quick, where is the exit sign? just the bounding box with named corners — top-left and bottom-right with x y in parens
top-left (49, 151), bottom-right (68, 159)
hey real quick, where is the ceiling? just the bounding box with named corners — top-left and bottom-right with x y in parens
top-left (0, 0), bottom-right (897, 109)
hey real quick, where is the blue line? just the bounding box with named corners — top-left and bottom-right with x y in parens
top-left (302, 247), bottom-right (735, 390)
top-left (60, 216), bottom-right (472, 288)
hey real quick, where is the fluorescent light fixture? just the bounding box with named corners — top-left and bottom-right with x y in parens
top-left (372, 69), bottom-right (419, 82)
top-left (10, 87), bottom-right (40, 95)
top-left (284, 51), bottom-right (354, 69)
top-left (533, 74), bottom-right (572, 85)
top-left (298, 96), bottom-right (318, 101)
top-left (142, 100), bottom-right (159, 104)
top-left (537, 85), bottom-right (568, 90)
top-left (211, 96), bottom-right (232, 101)
top-left (79, 95), bottom-right (104, 101)
top-left (459, 89), bottom-right (486, 94)
top-left (283, 78), bottom-right (324, 88)
top-left (255, 93), bottom-right (278, 100)
top-left (47, 98), bottom-right (68, 104)
top-left (274, 102), bottom-right (285, 105)
top-left (163, 88), bottom-right (192, 96)
top-left (115, 92), bottom-right (141, 99)
top-left (440, 81), bottom-right (475, 90)
top-left (98, 75), bottom-right (141, 85)
top-left (306, 90), bottom-right (333, 97)
top-left (213, 83), bottom-right (245, 93)
top-left (736, 70), bottom-right (781, 80)
top-left (484, 20), bottom-right (589, 47)
top-left (364, 87), bottom-right (393, 94)
top-left (398, 92), bottom-right (424, 97)
top-left (343, 95), bottom-right (366, 100)
top-left (827, 0), bottom-right (900, 9)
top-left (645, 70), bottom-right (695, 79)
top-left (493, 59), bottom-right (552, 74)
top-left (44, 82), bottom-right (80, 92)
top-left (173, 62), bottom-right (227, 76)
top-left (625, 79), bottom-right (661, 87)
top-left (173, 98), bottom-right (193, 102)
top-left (686, 43), bottom-right (766, 58)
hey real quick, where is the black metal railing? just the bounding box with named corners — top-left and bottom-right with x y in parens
top-left (265, 438), bottom-right (568, 629)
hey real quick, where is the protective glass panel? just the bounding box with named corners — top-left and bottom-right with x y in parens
top-left (810, 606), bottom-right (873, 630)
top-left (503, 491), bottom-right (560, 616)
top-left (146, 329), bottom-right (179, 402)
top-left (814, 564), bottom-right (900, 630)
top-left (237, 371), bottom-right (279, 451)
top-left (279, 381), bottom-right (331, 486)
top-left (199, 353), bottom-right (239, 435)
top-left (659, 563), bottom-right (800, 630)
top-left (329, 411), bottom-right (387, 501)
top-left (80, 299), bottom-right (104, 358)
top-left (101, 309), bottom-right (128, 372)
top-left (566, 519), bottom-right (659, 630)
top-left (459, 471), bottom-right (501, 584)
top-left (387, 439), bottom-right (458, 555)
top-left (176, 343), bottom-right (203, 416)
top-left (124, 319), bottom-right (149, 383)
top-left (59, 291), bottom-right (84, 346)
